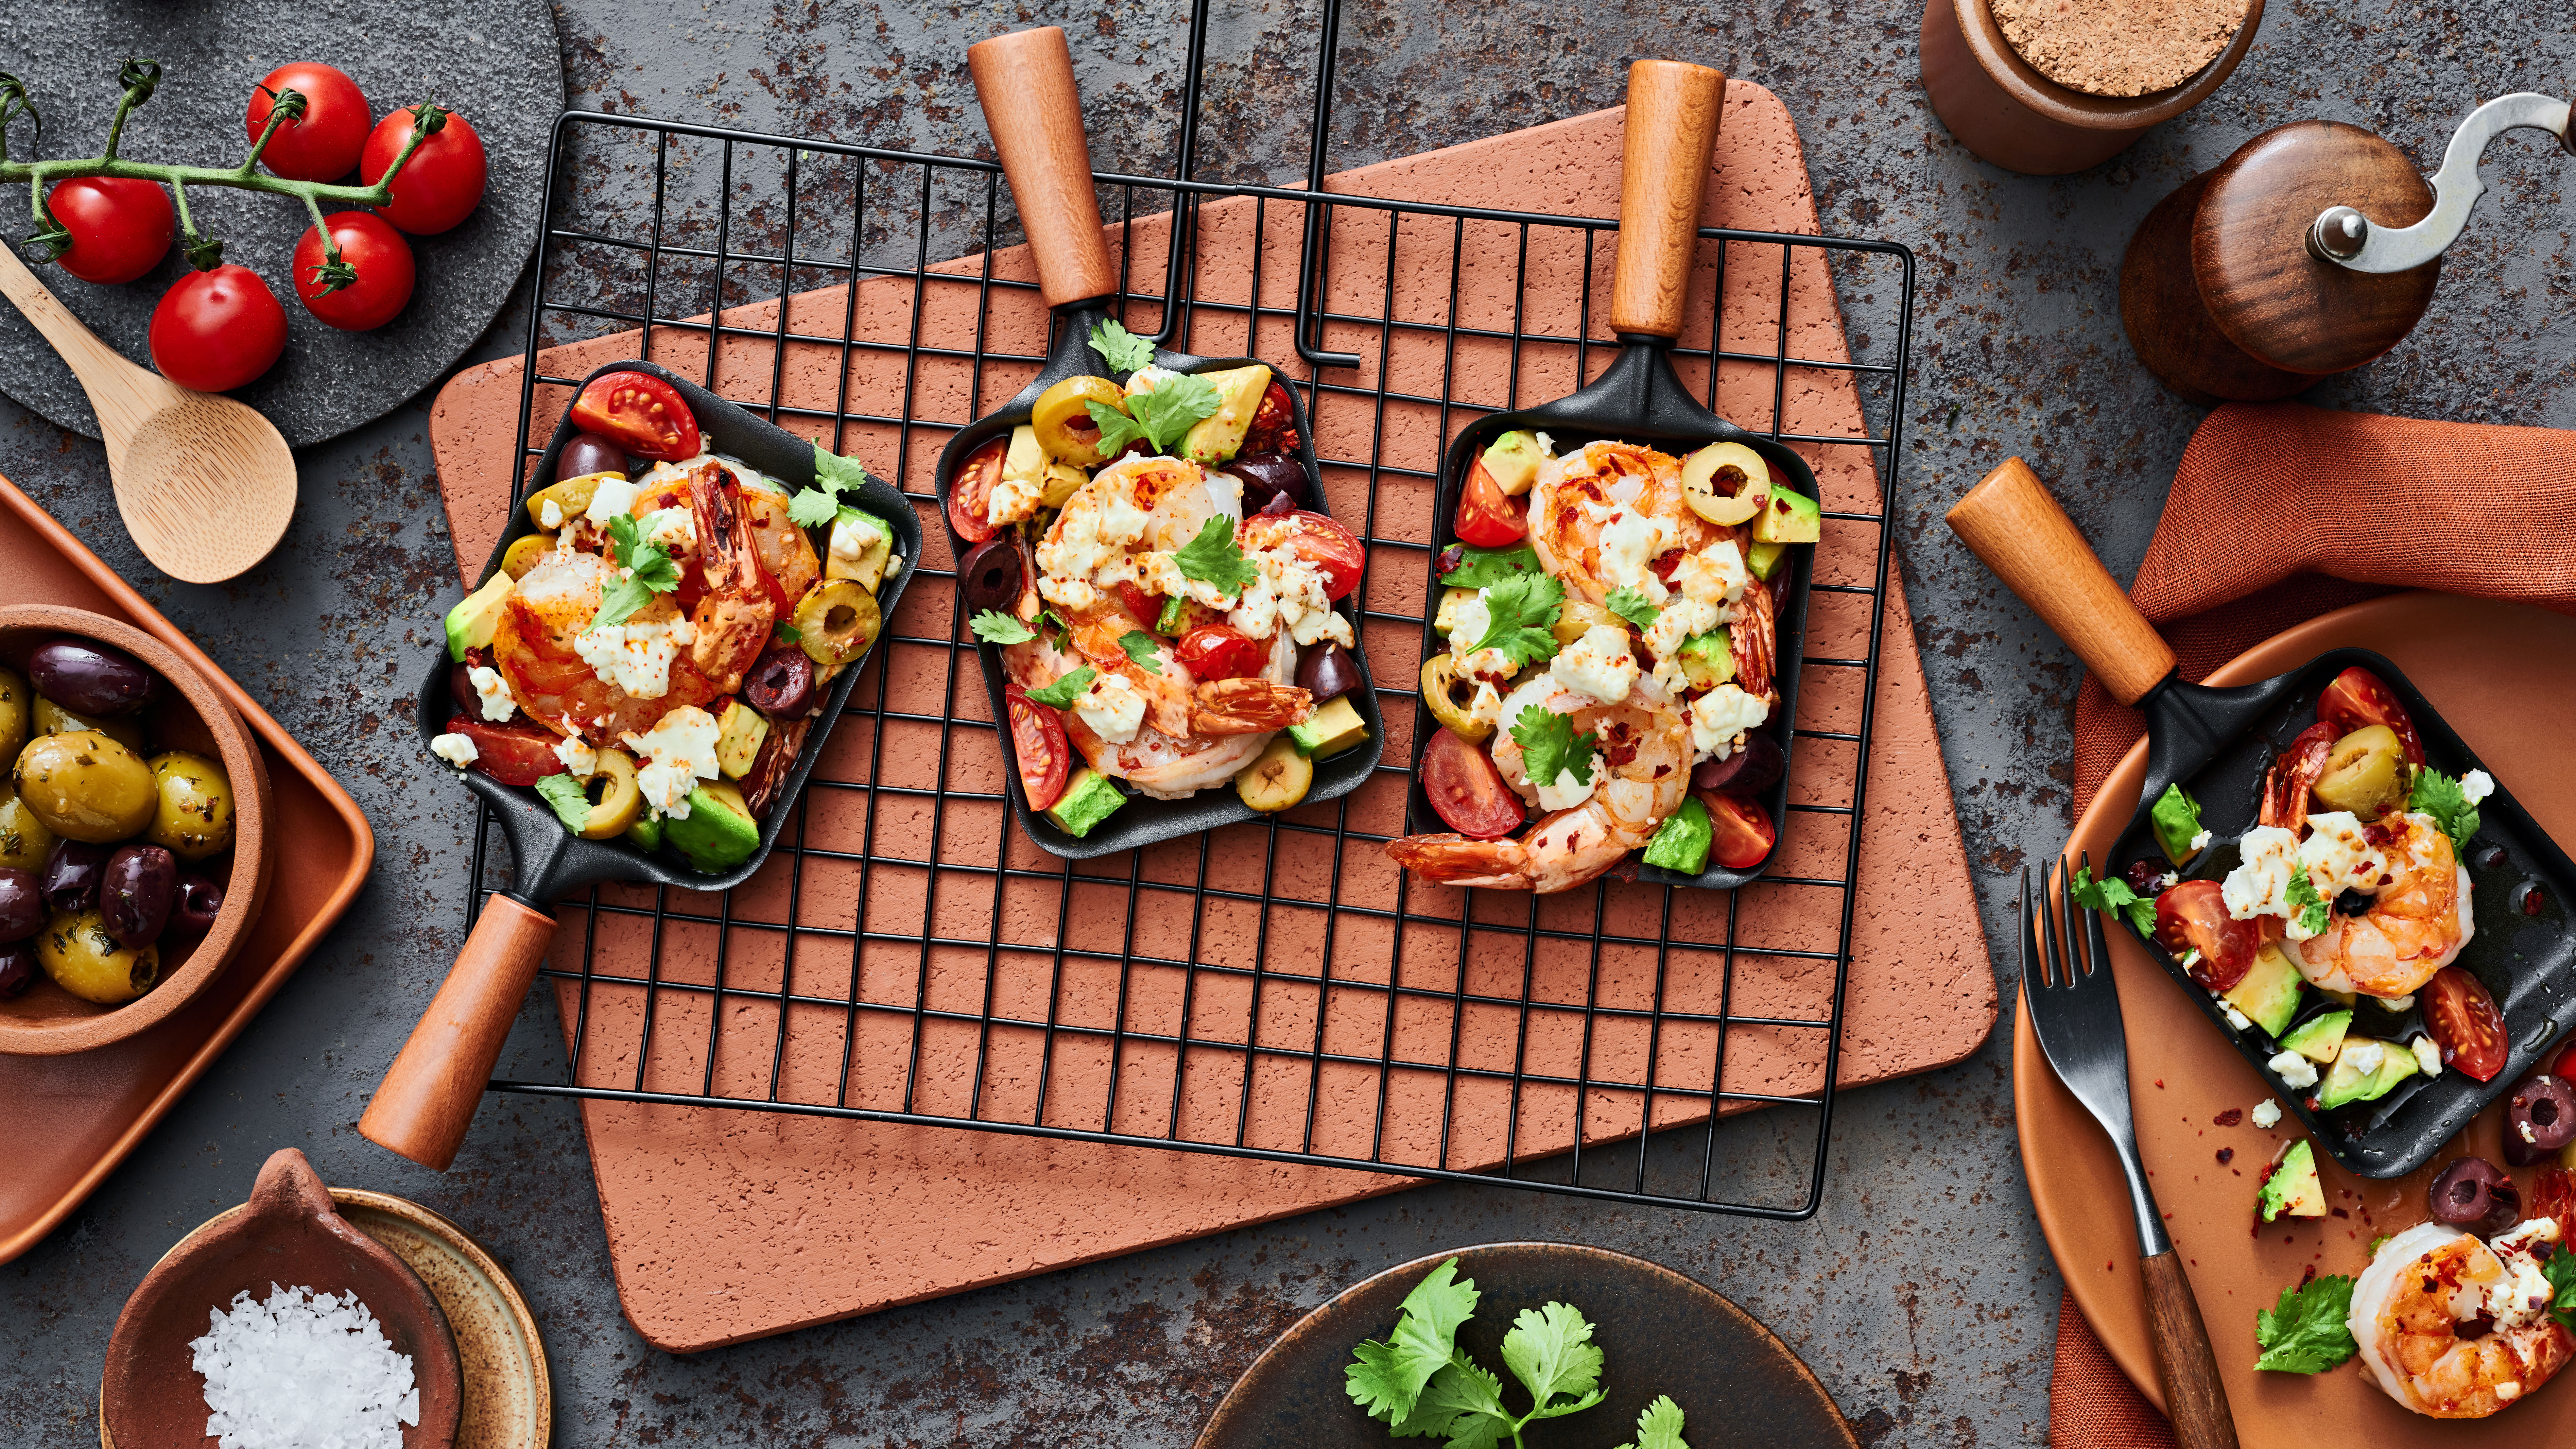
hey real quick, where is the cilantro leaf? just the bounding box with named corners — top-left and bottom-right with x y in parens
top-left (792, 443), bottom-right (876, 527)
top-left (2545, 1244), bottom-right (2576, 1333)
top-left (1611, 1396), bottom-right (1691, 1449)
top-left (2069, 864), bottom-right (2158, 938)
top-left (594, 513), bottom-right (681, 627)
top-left (1090, 372), bottom-right (1223, 456)
top-left (1087, 318), bottom-right (1156, 374)
top-left (1440, 544), bottom-right (1543, 589)
top-left (1023, 667), bottom-right (1094, 709)
top-left (1038, 607), bottom-right (1067, 639)
top-left (1118, 630), bottom-right (1166, 675)
top-left (1604, 586), bottom-right (1659, 630)
top-left (1465, 572), bottom-right (1564, 670)
top-left (2285, 870), bottom-right (2329, 936)
top-left (533, 773), bottom-right (592, 832)
top-left (1500, 1302), bottom-right (1606, 1421)
top-left (1171, 514), bottom-right (1261, 597)
top-left (1345, 1258), bottom-right (1481, 1427)
top-left (1511, 708), bottom-right (1598, 792)
top-left (970, 609), bottom-right (1034, 645)
top-left (2408, 766), bottom-right (2482, 852)
top-left (775, 622), bottom-right (802, 643)
top-left (2254, 1275), bottom-right (2358, 1373)
top-left (1412, 1356), bottom-right (1514, 1448)
top-left (2150, 782), bottom-right (2206, 864)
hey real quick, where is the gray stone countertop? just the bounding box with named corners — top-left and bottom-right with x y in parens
top-left (4, 2), bottom-right (2572, 1444)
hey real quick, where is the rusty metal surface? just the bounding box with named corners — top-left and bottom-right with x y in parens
top-left (4, 3), bottom-right (2574, 1444)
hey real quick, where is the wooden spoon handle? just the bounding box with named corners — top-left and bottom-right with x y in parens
top-left (2140, 1250), bottom-right (2242, 1449)
top-left (0, 243), bottom-right (154, 440)
top-left (1609, 59), bottom-right (1728, 339)
top-left (1943, 456), bottom-right (2177, 706)
top-left (358, 894), bottom-right (558, 1171)
top-left (968, 27), bottom-right (1117, 309)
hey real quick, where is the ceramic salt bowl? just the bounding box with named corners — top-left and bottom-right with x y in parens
top-left (0, 603), bottom-right (272, 1055)
top-left (102, 1149), bottom-right (463, 1448)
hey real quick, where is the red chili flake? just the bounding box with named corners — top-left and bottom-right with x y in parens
top-left (2216, 1148), bottom-right (2235, 1165)
top-left (1649, 548), bottom-right (1684, 581)
top-left (2525, 886), bottom-right (2547, 916)
top-left (2298, 1263), bottom-right (2318, 1289)
top-left (2331, 1207), bottom-right (2349, 1218)
top-left (2214, 1108), bottom-right (2243, 1127)
top-left (2156, 1079), bottom-right (2166, 1089)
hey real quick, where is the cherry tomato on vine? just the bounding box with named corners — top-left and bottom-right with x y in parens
top-left (361, 104), bottom-right (488, 235)
top-left (1454, 454), bottom-right (1526, 548)
top-left (1005, 685), bottom-right (1072, 812)
top-left (46, 177), bottom-right (173, 285)
top-left (149, 266), bottom-right (287, 393)
top-left (1240, 509), bottom-right (1366, 600)
top-left (246, 63), bottom-right (372, 182)
top-left (946, 438), bottom-right (1004, 544)
top-left (1174, 625), bottom-right (1265, 680)
top-left (293, 211), bottom-right (415, 331)
top-left (570, 371), bottom-right (703, 461)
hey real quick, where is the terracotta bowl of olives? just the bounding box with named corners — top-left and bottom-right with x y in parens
top-left (0, 605), bottom-right (271, 1055)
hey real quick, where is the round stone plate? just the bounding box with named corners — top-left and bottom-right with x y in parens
top-left (0, 0), bottom-right (558, 447)
top-left (1194, 1242), bottom-right (1857, 1447)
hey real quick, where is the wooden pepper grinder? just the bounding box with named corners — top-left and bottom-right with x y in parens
top-left (2120, 93), bottom-right (2574, 403)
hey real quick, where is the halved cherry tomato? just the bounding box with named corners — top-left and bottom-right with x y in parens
top-left (570, 371), bottom-right (701, 461)
top-left (1241, 509), bottom-right (1366, 600)
top-left (2152, 879), bottom-right (2260, 990)
top-left (1700, 791), bottom-right (1777, 869)
top-left (1421, 727), bottom-right (1522, 840)
top-left (2421, 965), bottom-right (2508, 1082)
top-left (2553, 1038), bottom-right (2576, 1083)
top-left (1454, 456), bottom-right (1527, 548)
top-left (1113, 581), bottom-right (1160, 629)
top-left (946, 438), bottom-right (1003, 545)
top-left (443, 715), bottom-right (567, 788)
top-left (1005, 685), bottom-right (1072, 812)
top-left (1243, 381), bottom-right (1301, 457)
top-left (1175, 625), bottom-right (1265, 680)
top-left (2318, 666), bottom-right (2425, 766)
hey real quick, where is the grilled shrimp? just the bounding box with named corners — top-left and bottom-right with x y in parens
top-left (2261, 722), bottom-right (2338, 831)
top-left (2288, 813), bottom-right (2474, 998)
top-left (490, 549), bottom-right (721, 740)
top-left (1190, 678), bottom-right (1312, 735)
top-left (1526, 441), bottom-right (1725, 605)
top-left (1064, 599), bottom-right (1198, 739)
top-left (1036, 453), bottom-right (1240, 615)
top-left (1387, 698), bottom-right (1690, 893)
top-left (2352, 1221), bottom-right (2574, 1418)
top-left (1730, 576), bottom-right (1780, 702)
top-left (1003, 622), bottom-right (1295, 799)
top-left (685, 463), bottom-right (781, 694)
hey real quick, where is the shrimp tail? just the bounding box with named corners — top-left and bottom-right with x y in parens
top-left (2261, 722), bottom-right (2338, 831)
top-left (1385, 834), bottom-right (1533, 890)
top-left (688, 462), bottom-right (778, 693)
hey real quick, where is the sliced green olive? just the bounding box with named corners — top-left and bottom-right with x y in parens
top-left (1420, 655), bottom-right (1492, 743)
top-left (1030, 376), bottom-right (1127, 468)
top-left (576, 747), bottom-right (643, 840)
top-left (501, 533), bottom-right (554, 580)
top-left (793, 580), bottom-right (881, 668)
top-left (1234, 735), bottom-right (1312, 813)
top-left (2314, 725), bottom-right (2404, 817)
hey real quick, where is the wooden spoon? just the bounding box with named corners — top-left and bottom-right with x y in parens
top-left (0, 245), bottom-right (294, 584)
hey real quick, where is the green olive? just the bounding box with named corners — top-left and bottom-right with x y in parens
top-left (1551, 598), bottom-right (1621, 649)
top-left (575, 747), bottom-right (643, 840)
top-left (501, 533), bottom-right (553, 581)
top-left (2314, 725), bottom-right (2404, 817)
top-left (0, 666), bottom-right (28, 766)
top-left (0, 779), bottom-right (57, 870)
top-left (15, 730), bottom-right (156, 843)
top-left (146, 751), bottom-right (235, 861)
top-left (1421, 655), bottom-right (1492, 743)
top-left (793, 580), bottom-right (881, 667)
top-left (33, 695), bottom-right (146, 753)
top-left (38, 909), bottom-right (160, 1005)
top-left (1030, 376), bottom-right (1127, 468)
top-left (524, 470), bottom-right (616, 530)
top-left (1233, 735), bottom-right (1312, 813)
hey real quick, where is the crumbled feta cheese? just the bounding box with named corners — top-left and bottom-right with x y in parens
top-left (574, 613), bottom-right (695, 698)
top-left (1227, 545), bottom-right (1350, 648)
top-left (2343, 1040), bottom-right (2386, 1077)
top-left (641, 506), bottom-right (695, 551)
top-left (584, 477), bottom-right (642, 525)
top-left (1455, 647), bottom-right (1519, 686)
top-left (1535, 763), bottom-right (1599, 812)
top-left (1124, 364), bottom-right (1182, 395)
top-left (1689, 685), bottom-right (1770, 761)
top-left (1533, 431), bottom-right (1556, 457)
top-left (1462, 679), bottom-right (1504, 735)
top-left (2268, 1050), bottom-right (2320, 1089)
top-left (2250, 1098), bottom-right (2282, 1128)
top-left (2384, 994), bottom-right (2414, 1012)
top-left (2412, 1036), bottom-right (2442, 1076)
top-left (1074, 672), bottom-right (1146, 745)
top-left (539, 498), bottom-right (563, 530)
top-left (2216, 997), bottom-right (2253, 1032)
top-left (1595, 507), bottom-right (1682, 603)
top-left (2190, 829), bottom-right (2213, 853)
top-left (621, 706), bottom-right (721, 820)
top-left (1640, 594), bottom-right (1722, 665)
top-left (1448, 593), bottom-right (1492, 663)
top-left (429, 732), bottom-right (478, 769)
top-left (554, 736), bottom-right (597, 777)
top-left (987, 468), bottom-right (1044, 528)
top-left (2223, 826), bottom-right (2301, 922)
top-left (1035, 465), bottom-right (1155, 612)
top-left (2489, 1219), bottom-right (2562, 1330)
top-left (1550, 624), bottom-right (1639, 704)
top-left (2461, 770), bottom-right (2494, 807)
top-left (2299, 811), bottom-right (2388, 898)
top-left (467, 665), bottom-right (517, 723)
top-left (1671, 540), bottom-right (1748, 607)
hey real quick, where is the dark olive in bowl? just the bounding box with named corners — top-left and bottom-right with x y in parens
top-left (40, 840), bottom-right (107, 914)
top-left (102, 844), bottom-right (178, 950)
top-left (557, 432), bottom-right (631, 482)
top-left (172, 869), bottom-right (225, 937)
top-left (0, 940), bottom-right (31, 998)
top-left (0, 865), bottom-right (40, 943)
top-left (30, 638), bottom-right (155, 717)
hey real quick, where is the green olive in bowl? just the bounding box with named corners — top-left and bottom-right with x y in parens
top-left (145, 751), bottom-right (235, 861)
top-left (15, 730), bottom-right (157, 843)
top-left (0, 666), bottom-right (28, 764)
top-left (0, 779), bottom-right (55, 870)
top-left (31, 695), bottom-right (147, 754)
top-left (37, 908), bottom-right (159, 1004)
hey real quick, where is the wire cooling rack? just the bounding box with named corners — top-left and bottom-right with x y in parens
top-left (470, 15), bottom-right (1914, 1220)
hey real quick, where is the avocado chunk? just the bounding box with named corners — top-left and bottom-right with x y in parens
top-left (625, 811), bottom-right (664, 852)
top-left (825, 506), bottom-right (895, 592)
top-left (2150, 783), bottom-right (2207, 866)
top-left (1287, 695), bottom-right (1369, 759)
top-left (2317, 1036), bottom-right (2418, 1110)
top-left (1641, 795), bottom-right (1713, 875)
top-left (1751, 485), bottom-right (1822, 545)
top-left (1479, 431), bottom-right (1544, 496)
top-left (445, 571), bottom-right (516, 661)
top-left (1181, 364), bottom-right (1274, 465)
top-left (1045, 766), bottom-right (1128, 837)
top-left (715, 699), bottom-right (769, 780)
top-left (2279, 1010), bottom-right (2353, 1065)
top-left (1156, 593), bottom-right (1217, 638)
top-left (2258, 1140), bottom-right (2328, 1222)
top-left (1433, 586), bottom-right (1479, 637)
top-left (1002, 423), bottom-right (1047, 491)
top-left (1745, 539), bottom-right (1790, 582)
top-left (2223, 944), bottom-right (2304, 1039)
top-left (663, 781), bottom-right (761, 874)
top-left (1676, 628), bottom-right (1735, 692)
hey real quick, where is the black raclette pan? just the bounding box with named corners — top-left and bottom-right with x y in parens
top-left (1951, 456), bottom-right (2576, 1177)
top-left (932, 27), bottom-right (1383, 860)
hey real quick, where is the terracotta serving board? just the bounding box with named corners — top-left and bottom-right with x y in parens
top-left (425, 86), bottom-right (1996, 1351)
top-left (2021, 591), bottom-right (2576, 1437)
top-left (0, 474), bottom-right (376, 1266)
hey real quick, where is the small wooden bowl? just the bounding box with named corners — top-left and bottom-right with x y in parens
top-left (1920, 0), bottom-right (2265, 175)
top-left (102, 1149), bottom-right (464, 1449)
top-left (0, 603), bottom-right (271, 1055)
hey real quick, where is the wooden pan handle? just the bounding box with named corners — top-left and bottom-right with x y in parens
top-left (968, 27), bottom-right (1117, 309)
top-left (358, 894), bottom-right (558, 1171)
top-left (1609, 59), bottom-right (1728, 339)
top-left (1943, 456), bottom-right (2177, 706)
top-left (2141, 1252), bottom-right (2243, 1449)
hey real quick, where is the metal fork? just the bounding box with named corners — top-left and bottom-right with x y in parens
top-left (2022, 856), bottom-right (2240, 1449)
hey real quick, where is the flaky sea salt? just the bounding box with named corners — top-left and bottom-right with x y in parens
top-left (189, 1283), bottom-right (418, 1449)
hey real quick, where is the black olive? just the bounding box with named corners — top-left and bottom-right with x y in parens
top-left (2427, 1156), bottom-right (2516, 1231)
top-left (0, 941), bottom-right (32, 999)
top-left (1692, 731), bottom-right (1784, 795)
top-left (1294, 642), bottom-right (1361, 703)
top-left (1225, 453), bottom-right (1308, 511)
top-left (171, 869), bottom-right (225, 936)
top-left (2334, 889), bottom-right (2372, 915)
top-left (556, 432), bottom-right (632, 482)
top-left (40, 840), bottom-right (109, 914)
top-left (0, 867), bottom-right (39, 943)
top-left (957, 537), bottom-right (1025, 615)
top-left (2505, 1074), bottom-right (2576, 1165)
top-left (30, 637), bottom-right (155, 717)
top-left (743, 645), bottom-right (817, 719)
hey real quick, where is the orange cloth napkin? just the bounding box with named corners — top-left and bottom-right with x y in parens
top-left (2048, 400), bottom-right (2576, 1445)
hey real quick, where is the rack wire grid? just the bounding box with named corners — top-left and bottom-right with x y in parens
top-left (470, 18), bottom-right (1915, 1220)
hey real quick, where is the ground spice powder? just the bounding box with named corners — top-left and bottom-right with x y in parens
top-left (1993, 0), bottom-right (2249, 98)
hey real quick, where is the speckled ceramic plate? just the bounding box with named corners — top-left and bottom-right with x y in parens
top-left (1194, 1242), bottom-right (1856, 1448)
